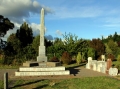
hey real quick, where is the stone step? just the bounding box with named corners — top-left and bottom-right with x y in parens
top-left (23, 62), bottom-right (39, 67)
top-left (15, 71), bottom-right (70, 76)
top-left (19, 66), bottom-right (65, 71)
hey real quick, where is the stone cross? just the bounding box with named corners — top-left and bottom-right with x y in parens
top-left (37, 8), bottom-right (47, 62)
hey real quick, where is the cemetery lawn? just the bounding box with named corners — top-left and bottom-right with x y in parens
top-left (0, 64), bottom-right (19, 69)
top-left (0, 76), bottom-right (120, 89)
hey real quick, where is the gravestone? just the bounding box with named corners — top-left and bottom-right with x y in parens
top-left (37, 8), bottom-right (47, 62)
top-left (101, 55), bottom-right (105, 61)
top-left (109, 68), bottom-right (118, 76)
top-left (106, 59), bottom-right (112, 74)
top-left (107, 59), bottom-right (112, 70)
top-left (86, 57), bottom-right (92, 69)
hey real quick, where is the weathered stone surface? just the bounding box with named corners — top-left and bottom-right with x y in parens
top-left (107, 59), bottom-right (112, 70)
top-left (86, 57), bottom-right (93, 69)
top-left (46, 62), bottom-right (61, 67)
top-left (19, 66), bottom-right (65, 71)
top-left (23, 62), bottom-right (39, 67)
top-left (37, 8), bottom-right (47, 62)
top-left (15, 71), bottom-right (70, 76)
top-left (109, 68), bottom-right (118, 76)
top-left (101, 55), bottom-right (105, 61)
top-left (86, 63), bottom-right (89, 69)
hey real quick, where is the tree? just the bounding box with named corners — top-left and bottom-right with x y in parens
top-left (61, 51), bottom-right (71, 64)
top-left (117, 54), bottom-right (120, 62)
top-left (76, 52), bottom-right (82, 65)
top-left (16, 22), bottom-right (33, 47)
top-left (63, 32), bottom-right (78, 55)
top-left (106, 40), bottom-right (119, 58)
top-left (32, 35), bottom-right (40, 55)
top-left (87, 47), bottom-right (95, 59)
top-left (7, 33), bottom-right (21, 53)
top-left (0, 15), bottom-right (14, 48)
top-left (89, 39), bottom-right (105, 60)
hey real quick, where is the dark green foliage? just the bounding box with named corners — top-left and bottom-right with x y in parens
top-left (32, 35), bottom-right (40, 55)
top-left (76, 52), bottom-right (82, 64)
top-left (7, 33), bottom-right (21, 54)
top-left (16, 22), bottom-right (33, 47)
top-left (0, 15), bottom-right (14, 37)
top-left (117, 55), bottom-right (120, 62)
top-left (61, 51), bottom-right (71, 64)
top-left (87, 47), bottom-right (95, 59)
top-left (0, 15), bottom-right (14, 48)
top-left (47, 38), bottom-right (65, 59)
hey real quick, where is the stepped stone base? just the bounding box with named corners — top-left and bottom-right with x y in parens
top-left (19, 66), bottom-right (65, 71)
top-left (46, 62), bottom-right (61, 67)
top-left (23, 61), bottom-right (61, 67)
top-left (16, 61), bottom-right (70, 76)
top-left (37, 56), bottom-right (47, 62)
top-left (23, 61), bottom-right (39, 67)
top-left (15, 71), bottom-right (70, 76)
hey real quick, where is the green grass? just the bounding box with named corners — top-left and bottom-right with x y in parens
top-left (0, 77), bottom-right (120, 89)
top-left (0, 64), bottom-right (19, 69)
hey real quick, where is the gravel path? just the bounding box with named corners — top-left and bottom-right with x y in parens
top-left (0, 66), bottom-right (109, 80)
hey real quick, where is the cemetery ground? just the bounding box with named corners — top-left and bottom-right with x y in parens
top-left (0, 63), bottom-right (120, 89)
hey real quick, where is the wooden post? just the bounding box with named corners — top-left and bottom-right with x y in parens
top-left (4, 72), bottom-right (8, 89)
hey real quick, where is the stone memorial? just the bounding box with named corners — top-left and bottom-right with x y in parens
top-left (15, 8), bottom-right (70, 76)
top-left (37, 8), bottom-right (47, 62)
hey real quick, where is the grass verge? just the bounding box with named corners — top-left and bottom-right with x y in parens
top-left (0, 76), bottom-right (120, 89)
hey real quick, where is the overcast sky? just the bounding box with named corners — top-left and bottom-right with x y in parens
top-left (1, 0), bottom-right (120, 40)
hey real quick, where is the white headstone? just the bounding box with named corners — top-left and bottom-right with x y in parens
top-left (109, 68), bottom-right (118, 76)
top-left (87, 57), bottom-right (92, 69)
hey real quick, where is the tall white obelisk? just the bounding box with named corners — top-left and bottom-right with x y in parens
top-left (37, 8), bottom-right (47, 62)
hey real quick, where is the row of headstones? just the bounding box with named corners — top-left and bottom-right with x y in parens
top-left (86, 57), bottom-right (118, 76)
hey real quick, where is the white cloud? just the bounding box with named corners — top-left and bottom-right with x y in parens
top-left (30, 23), bottom-right (40, 36)
top-left (56, 30), bottom-right (63, 36)
top-left (0, 0), bottom-right (52, 23)
top-left (0, 0), bottom-right (53, 40)
top-left (52, 5), bottom-right (104, 19)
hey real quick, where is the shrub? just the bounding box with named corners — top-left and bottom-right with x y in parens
top-left (107, 54), bottom-right (114, 61)
top-left (76, 52), bottom-right (82, 65)
top-left (87, 48), bottom-right (95, 59)
top-left (61, 51), bottom-right (71, 64)
top-left (117, 55), bottom-right (120, 62)
top-left (50, 57), bottom-right (59, 62)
